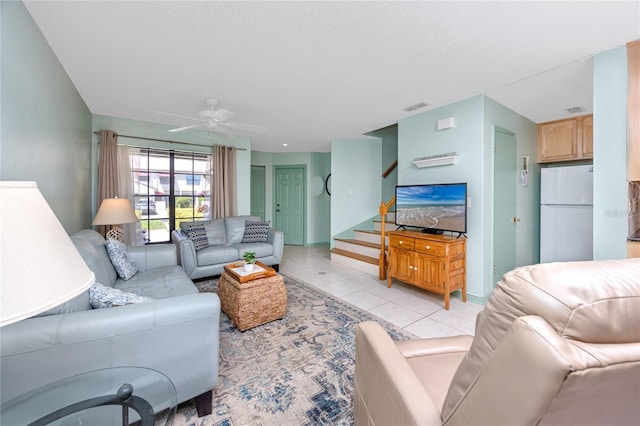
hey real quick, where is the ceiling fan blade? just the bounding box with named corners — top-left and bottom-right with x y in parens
top-left (168, 123), bottom-right (206, 133)
top-left (153, 110), bottom-right (202, 122)
top-left (222, 121), bottom-right (267, 134)
top-left (213, 108), bottom-right (236, 123)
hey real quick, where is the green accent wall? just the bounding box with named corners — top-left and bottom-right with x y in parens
top-left (367, 125), bottom-right (398, 203)
top-left (593, 46), bottom-right (628, 260)
top-left (397, 95), bottom-right (538, 299)
top-left (484, 96), bottom-right (539, 295)
top-left (331, 138), bottom-right (382, 245)
top-left (1, 1), bottom-right (92, 233)
top-left (251, 151), bottom-right (331, 245)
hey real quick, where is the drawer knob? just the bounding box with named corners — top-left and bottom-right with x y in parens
top-left (426, 245), bottom-right (431, 250)
top-left (399, 241), bottom-right (403, 244)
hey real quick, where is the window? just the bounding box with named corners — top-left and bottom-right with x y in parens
top-left (130, 149), bottom-right (212, 243)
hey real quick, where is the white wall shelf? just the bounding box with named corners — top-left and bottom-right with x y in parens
top-left (412, 152), bottom-right (459, 168)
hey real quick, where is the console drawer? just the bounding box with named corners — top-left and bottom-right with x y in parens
top-left (415, 241), bottom-right (445, 257)
top-left (389, 235), bottom-right (415, 250)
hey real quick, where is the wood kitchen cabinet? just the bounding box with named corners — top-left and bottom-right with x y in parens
top-left (387, 230), bottom-right (466, 310)
top-left (537, 114), bottom-right (593, 163)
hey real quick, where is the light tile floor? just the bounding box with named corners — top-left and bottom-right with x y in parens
top-left (280, 244), bottom-right (484, 338)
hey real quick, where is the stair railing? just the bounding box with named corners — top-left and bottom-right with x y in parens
top-left (378, 197), bottom-right (395, 280)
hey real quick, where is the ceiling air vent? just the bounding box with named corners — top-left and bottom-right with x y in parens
top-left (404, 102), bottom-right (428, 112)
top-left (564, 105), bottom-right (585, 114)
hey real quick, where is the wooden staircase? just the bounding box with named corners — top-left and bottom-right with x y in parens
top-left (330, 200), bottom-right (397, 279)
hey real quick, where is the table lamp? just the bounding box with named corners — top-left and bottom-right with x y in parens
top-left (0, 181), bottom-right (95, 327)
top-left (92, 197), bottom-right (139, 242)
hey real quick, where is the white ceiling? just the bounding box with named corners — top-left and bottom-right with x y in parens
top-left (24, 1), bottom-right (639, 153)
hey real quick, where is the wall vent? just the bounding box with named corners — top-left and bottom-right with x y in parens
top-left (404, 102), bottom-right (428, 112)
top-left (564, 105), bottom-right (586, 114)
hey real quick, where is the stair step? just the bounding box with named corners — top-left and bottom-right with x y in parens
top-left (330, 248), bottom-right (378, 265)
top-left (334, 238), bottom-right (383, 258)
top-left (373, 220), bottom-right (401, 232)
top-left (330, 248), bottom-right (380, 276)
top-left (354, 229), bottom-right (389, 245)
top-left (334, 238), bottom-right (380, 249)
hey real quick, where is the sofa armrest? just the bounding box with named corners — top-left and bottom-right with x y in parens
top-left (355, 321), bottom-right (441, 426)
top-left (395, 335), bottom-right (473, 359)
top-left (443, 316), bottom-right (574, 425)
top-left (267, 228), bottom-right (284, 262)
top-left (171, 230), bottom-right (197, 277)
top-left (127, 244), bottom-right (177, 272)
top-left (0, 293), bottom-right (220, 404)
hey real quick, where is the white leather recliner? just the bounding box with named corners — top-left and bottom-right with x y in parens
top-left (355, 258), bottom-right (640, 426)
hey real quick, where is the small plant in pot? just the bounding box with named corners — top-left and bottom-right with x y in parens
top-left (243, 251), bottom-right (256, 272)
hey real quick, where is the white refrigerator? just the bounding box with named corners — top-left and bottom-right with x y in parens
top-left (540, 165), bottom-right (593, 263)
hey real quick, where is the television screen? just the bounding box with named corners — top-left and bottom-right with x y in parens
top-left (395, 183), bottom-right (467, 234)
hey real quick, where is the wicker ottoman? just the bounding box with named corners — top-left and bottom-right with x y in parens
top-left (218, 272), bottom-right (287, 331)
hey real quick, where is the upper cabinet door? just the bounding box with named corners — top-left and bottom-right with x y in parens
top-left (580, 115), bottom-right (593, 159)
top-left (537, 114), bottom-right (593, 163)
top-left (538, 118), bottom-right (578, 162)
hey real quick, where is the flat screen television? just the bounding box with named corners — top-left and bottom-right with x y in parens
top-left (395, 183), bottom-right (468, 235)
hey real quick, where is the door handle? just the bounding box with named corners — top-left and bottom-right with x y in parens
top-left (276, 209), bottom-right (281, 212)
top-left (508, 217), bottom-right (521, 223)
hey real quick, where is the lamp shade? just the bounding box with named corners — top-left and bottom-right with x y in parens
top-left (92, 198), bottom-right (138, 225)
top-left (0, 182), bottom-right (95, 327)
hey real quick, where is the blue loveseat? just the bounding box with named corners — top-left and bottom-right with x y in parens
top-left (171, 215), bottom-right (284, 279)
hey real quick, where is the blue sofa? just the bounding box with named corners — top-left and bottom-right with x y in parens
top-left (171, 215), bottom-right (284, 279)
top-left (0, 230), bottom-right (220, 415)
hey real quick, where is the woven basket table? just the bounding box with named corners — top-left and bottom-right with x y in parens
top-left (218, 271), bottom-right (287, 331)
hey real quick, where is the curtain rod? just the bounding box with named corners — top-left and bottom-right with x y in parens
top-left (92, 131), bottom-right (247, 151)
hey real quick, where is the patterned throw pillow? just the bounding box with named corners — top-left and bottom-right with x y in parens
top-left (89, 282), bottom-right (152, 309)
top-left (105, 238), bottom-right (138, 280)
top-left (186, 223), bottom-right (209, 251)
top-left (241, 220), bottom-right (270, 243)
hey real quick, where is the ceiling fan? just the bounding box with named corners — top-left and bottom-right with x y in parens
top-left (154, 98), bottom-right (266, 135)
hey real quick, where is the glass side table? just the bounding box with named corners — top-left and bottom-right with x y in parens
top-left (1, 367), bottom-right (177, 425)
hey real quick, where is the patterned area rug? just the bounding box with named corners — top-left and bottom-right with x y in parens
top-left (174, 273), bottom-right (415, 426)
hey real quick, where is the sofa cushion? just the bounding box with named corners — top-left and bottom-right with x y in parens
top-left (196, 245), bottom-right (239, 266)
top-left (105, 238), bottom-right (138, 280)
top-left (185, 223), bottom-right (209, 251)
top-left (115, 265), bottom-right (199, 299)
top-left (232, 243), bottom-right (274, 259)
top-left (204, 218), bottom-right (227, 245)
top-left (224, 215), bottom-right (260, 244)
top-left (241, 220), bottom-right (270, 243)
top-left (71, 233), bottom-right (117, 287)
top-left (180, 219), bottom-right (210, 234)
top-left (89, 282), bottom-right (152, 309)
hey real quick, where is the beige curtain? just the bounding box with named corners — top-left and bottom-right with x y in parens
top-left (96, 130), bottom-right (119, 237)
top-left (117, 146), bottom-right (142, 245)
top-left (211, 145), bottom-right (237, 219)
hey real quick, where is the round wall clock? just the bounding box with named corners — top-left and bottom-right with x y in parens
top-left (325, 174), bottom-right (331, 196)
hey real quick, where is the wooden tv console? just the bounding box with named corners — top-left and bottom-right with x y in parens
top-left (387, 230), bottom-right (466, 310)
